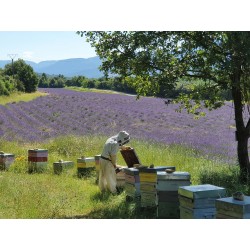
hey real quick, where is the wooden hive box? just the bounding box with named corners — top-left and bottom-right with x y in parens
top-left (178, 184), bottom-right (226, 219)
top-left (178, 184), bottom-right (226, 199)
top-left (77, 157), bottom-right (95, 177)
top-left (28, 149), bottom-right (48, 173)
top-left (215, 196), bottom-right (250, 219)
top-left (157, 171), bottom-right (191, 191)
top-left (0, 152), bottom-right (15, 170)
top-left (53, 160), bottom-right (74, 174)
top-left (180, 206), bottom-right (217, 219)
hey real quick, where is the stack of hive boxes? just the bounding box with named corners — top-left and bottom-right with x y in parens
top-left (156, 171), bottom-right (191, 218)
top-left (216, 196), bottom-right (250, 219)
top-left (28, 149), bottom-right (48, 173)
top-left (124, 167), bottom-right (140, 201)
top-left (0, 151), bottom-right (15, 170)
top-left (178, 184), bottom-right (226, 219)
top-left (77, 156), bottom-right (95, 177)
top-left (139, 167), bottom-right (174, 208)
top-left (53, 160), bottom-right (74, 174)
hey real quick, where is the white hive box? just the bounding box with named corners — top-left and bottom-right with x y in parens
top-left (0, 152), bottom-right (15, 170)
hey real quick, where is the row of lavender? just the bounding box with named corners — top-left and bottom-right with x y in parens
top-left (0, 88), bottom-right (239, 163)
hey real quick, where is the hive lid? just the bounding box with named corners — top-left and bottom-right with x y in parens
top-left (216, 196), bottom-right (250, 206)
top-left (157, 171), bottom-right (190, 180)
top-left (139, 166), bottom-right (175, 173)
top-left (178, 184), bottom-right (226, 199)
top-left (28, 149), bottom-right (48, 152)
top-left (120, 147), bottom-right (141, 168)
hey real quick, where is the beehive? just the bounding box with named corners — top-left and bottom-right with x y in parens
top-left (0, 152), bottom-right (15, 170)
top-left (139, 166), bottom-right (175, 208)
top-left (77, 156), bottom-right (95, 177)
top-left (156, 171), bottom-right (191, 218)
top-left (28, 149), bottom-right (48, 173)
top-left (178, 184), bottom-right (226, 219)
top-left (216, 196), bottom-right (250, 219)
top-left (124, 167), bottom-right (140, 201)
top-left (53, 160), bottom-right (74, 174)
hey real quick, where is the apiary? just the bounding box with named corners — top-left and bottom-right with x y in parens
top-left (28, 149), bottom-right (48, 173)
top-left (215, 196), bottom-right (250, 219)
top-left (0, 152), bottom-right (15, 170)
top-left (178, 184), bottom-right (226, 219)
top-left (156, 171), bottom-right (191, 218)
top-left (77, 156), bottom-right (95, 177)
top-left (53, 160), bottom-right (74, 174)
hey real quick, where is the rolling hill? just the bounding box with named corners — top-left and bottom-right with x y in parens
top-left (0, 56), bottom-right (103, 78)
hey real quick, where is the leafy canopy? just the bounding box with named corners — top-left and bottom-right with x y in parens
top-left (79, 31), bottom-right (250, 116)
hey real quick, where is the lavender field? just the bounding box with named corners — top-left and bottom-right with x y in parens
top-left (0, 88), bottom-right (240, 164)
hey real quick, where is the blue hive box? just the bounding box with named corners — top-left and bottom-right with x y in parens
top-left (180, 206), bottom-right (216, 219)
top-left (215, 196), bottom-right (250, 219)
top-left (157, 202), bottom-right (180, 219)
top-left (157, 171), bottom-right (190, 181)
top-left (179, 195), bottom-right (220, 209)
top-left (158, 191), bottom-right (179, 202)
top-left (178, 184), bottom-right (226, 199)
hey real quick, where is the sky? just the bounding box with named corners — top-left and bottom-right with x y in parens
top-left (0, 31), bottom-right (97, 63)
top-left (0, 1), bottom-right (248, 64)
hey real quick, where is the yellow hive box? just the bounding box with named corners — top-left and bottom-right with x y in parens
top-left (139, 172), bottom-right (157, 183)
top-left (77, 157), bottom-right (95, 168)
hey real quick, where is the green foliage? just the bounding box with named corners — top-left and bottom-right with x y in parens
top-left (81, 31), bottom-right (250, 110)
top-left (4, 59), bottom-right (38, 93)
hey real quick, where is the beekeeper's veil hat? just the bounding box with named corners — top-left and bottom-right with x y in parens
top-left (116, 131), bottom-right (130, 146)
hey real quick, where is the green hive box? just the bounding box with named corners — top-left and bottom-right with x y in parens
top-left (77, 157), bottom-right (95, 177)
top-left (53, 160), bottom-right (74, 174)
top-left (0, 152), bottom-right (15, 170)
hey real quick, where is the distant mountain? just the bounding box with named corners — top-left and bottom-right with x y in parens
top-left (0, 56), bottom-right (104, 78)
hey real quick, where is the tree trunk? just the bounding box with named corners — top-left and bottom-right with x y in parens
top-left (232, 85), bottom-right (250, 183)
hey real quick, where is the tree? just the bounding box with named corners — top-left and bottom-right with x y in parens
top-left (4, 59), bottom-right (38, 93)
top-left (79, 31), bottom-right (250, 183)
top-left (38, 73), bottom-right (49, 88)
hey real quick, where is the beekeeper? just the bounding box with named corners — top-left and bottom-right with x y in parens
top-left (99, 131), bottom-right (130, 194)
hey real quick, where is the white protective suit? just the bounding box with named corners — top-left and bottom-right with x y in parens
top-left (99, 131), bottom-right (130, 194)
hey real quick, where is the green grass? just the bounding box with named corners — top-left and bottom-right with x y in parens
top-left (0, 134), bottom-right (247, 219)
top-left (66, 86), bottom-right (131, 95)
top-left (0, 91), bottom-right (47, 105)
